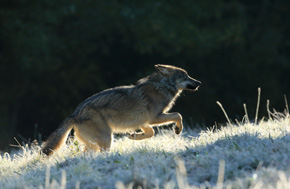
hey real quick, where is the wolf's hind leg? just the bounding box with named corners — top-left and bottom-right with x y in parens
top-left (74, 120), bottom-right (112, 152)
top-left (129, 126), bottom-right (155, 140)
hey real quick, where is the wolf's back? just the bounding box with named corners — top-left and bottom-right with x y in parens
top-left (41, 118), bottom-right (75, 156)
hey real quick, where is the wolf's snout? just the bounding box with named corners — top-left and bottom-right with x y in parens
top-left (186, 80), bottom-right (201, 91)
top-left (193, 81), bottom-right (201, 90)
top-left (195, 80), bottom-right (201, 87)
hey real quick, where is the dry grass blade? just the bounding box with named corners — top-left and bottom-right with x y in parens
top-left (267, 100), bottom-right (272, 121)
top-left (255, 87), bottom-right (261, 125)
top-left (284, 94), bottom-right (289, 115)
top-left (243, 103), bottom-right (250, 123)
top-left (217, 160), bottom-right (225, 189)
top-left (217, 101), bottom-right (232, 125)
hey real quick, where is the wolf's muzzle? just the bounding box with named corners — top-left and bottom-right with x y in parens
top-left (186, 80), bottom-right (201, 91)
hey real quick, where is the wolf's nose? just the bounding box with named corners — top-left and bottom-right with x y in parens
top-left (195, 81), bottom-right (201, 86)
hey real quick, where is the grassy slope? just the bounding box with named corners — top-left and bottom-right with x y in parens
top-left (1, 114), bottom-right (290, 188)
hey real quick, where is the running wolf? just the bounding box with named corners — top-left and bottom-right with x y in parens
top-left (41, 64), bottom-right (201, 155)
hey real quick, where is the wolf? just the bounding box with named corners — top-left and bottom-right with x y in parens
top-left (41, 64), bottom-right (201, 155)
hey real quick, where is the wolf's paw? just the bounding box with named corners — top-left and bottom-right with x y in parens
top-left (174, 126), bottom-right (182, 135)
top-left (129, 133), bottom-right (135, 140)
top-left (129, 133), bottom-right (143, 140)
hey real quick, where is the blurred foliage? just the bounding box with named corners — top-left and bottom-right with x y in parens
top-left (0, 0), bottom-right (289, 149)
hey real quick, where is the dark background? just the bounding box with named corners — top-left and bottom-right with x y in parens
top-left (1, 0), bottom-right (289, 150)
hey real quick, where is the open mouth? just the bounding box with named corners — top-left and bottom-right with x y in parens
top-left (186, 84), bottom-right (200, 91)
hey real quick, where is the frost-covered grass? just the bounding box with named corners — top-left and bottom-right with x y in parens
top-left (1, 113), bottom-right (290, 188)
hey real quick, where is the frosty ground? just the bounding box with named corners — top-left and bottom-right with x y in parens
top-left (1, 112), bottom-right (290, 188)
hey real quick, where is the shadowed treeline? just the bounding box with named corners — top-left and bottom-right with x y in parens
top-left (0, 0), bottom-right (290, 150)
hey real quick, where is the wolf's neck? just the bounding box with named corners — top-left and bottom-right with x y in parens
top-left (163, 90), bottom-right (182, 113)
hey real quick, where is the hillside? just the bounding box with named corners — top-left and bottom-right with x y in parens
top-left (1, 112), bottom-right (290, 188)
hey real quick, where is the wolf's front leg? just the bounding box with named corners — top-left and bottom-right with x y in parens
top-left (149, 113), bottom-right (183, 135)
top-left (129, 126), bottom-right (155, 140)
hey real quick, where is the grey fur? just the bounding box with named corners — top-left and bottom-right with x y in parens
top-left (41, 64), bottom-right (201, 156)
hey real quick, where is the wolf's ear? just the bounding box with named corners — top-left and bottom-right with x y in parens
top-left (155, 64), bottom-right (173, 76)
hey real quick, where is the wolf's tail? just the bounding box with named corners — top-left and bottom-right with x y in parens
top-left (41, 118), bottom-right (75, 156)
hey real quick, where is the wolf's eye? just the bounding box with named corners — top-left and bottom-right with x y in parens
top-left (178, 75), bottom-right (187, 81)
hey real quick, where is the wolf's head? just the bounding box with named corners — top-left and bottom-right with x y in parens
top-left (155, 64), bottom-right (201, 91)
